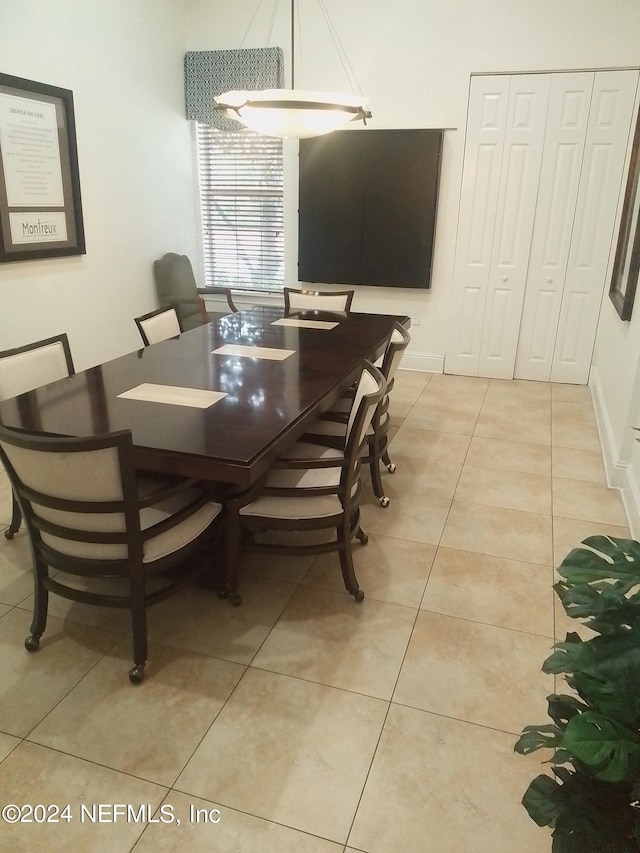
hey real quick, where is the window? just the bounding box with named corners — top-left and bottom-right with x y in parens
top-left (195, 124), bottom-right (284, 291)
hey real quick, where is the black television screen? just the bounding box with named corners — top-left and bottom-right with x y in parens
top-left (298, 129), bottom-right (443, 289)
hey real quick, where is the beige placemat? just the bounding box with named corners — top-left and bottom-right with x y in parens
top-left (212, 344), bottom-right (295, 360)
top-left (118, 383), bottom-right (227, 409)
top-left (271, 318), bottom-right (338, 330)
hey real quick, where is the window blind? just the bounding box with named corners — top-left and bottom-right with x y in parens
top-left (195, 124), bottom-right (284, 291)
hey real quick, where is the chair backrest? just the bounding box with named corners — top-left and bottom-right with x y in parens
top-left (284, 287), bottom-right (354, 313)
top-left (0, 426), bottom-right (141, 566)
top-left (153, 253), bottom-right (205, 329)
top-left (135, 306), bottom-right (183, 346)
top-left (380, 322), bottom-right (411, 389)
top-left (345, 362), bottom-right (386, 461)
top-left (0, 334), bottom-right (74, 402)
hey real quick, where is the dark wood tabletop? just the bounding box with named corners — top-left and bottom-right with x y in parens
top-left (0, 305), bottom-right (408, 488)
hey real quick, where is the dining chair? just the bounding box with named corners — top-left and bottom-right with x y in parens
top-left (284, 286), bottom-right (354, 313)
top-left (0, 425), bottom-right (223, 684)
top-left (0, 333), bottom-right (75, 540)
top-left (153, 252), bottom-right (238, 330)
top-left (302, 322), bottom-right (410, 507)
top-left (135, 306), bottom-right (184, 346)
top-left (224, 362), bottom-right (385, 604)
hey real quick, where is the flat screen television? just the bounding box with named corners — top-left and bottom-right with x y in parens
top-left (298, 128), bottom-right (443, 289)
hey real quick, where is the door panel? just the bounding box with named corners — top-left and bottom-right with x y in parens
top-left (446, 76), bottom-right (510, 376)
top-left (514, 73), bottom-right (593, 380)
top-left (478, 75), bottom-right (549, 378)
top-left (551, 70), bottom-right (639, 383)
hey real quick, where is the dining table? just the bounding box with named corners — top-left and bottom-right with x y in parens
top-left (0, 305), bottom-right (409, 495)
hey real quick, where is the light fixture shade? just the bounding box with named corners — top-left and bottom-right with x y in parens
top-left (215, 89), bottom-right (371, 138)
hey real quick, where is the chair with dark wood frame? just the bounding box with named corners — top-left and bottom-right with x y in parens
top-left (302, 322), bottom-right (410, 507)
top-left (134, 305), bottom-right (184, 346)
top-left (224, 361), bottom-right (385, 604)
top-left (0, 333), bottom-right (75, 540)
top-left (284, 286), bottom-right (354, 313)
top-left (0, 425), bottom-right (223, 684)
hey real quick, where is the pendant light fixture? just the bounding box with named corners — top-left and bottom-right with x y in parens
top-left (215, 0), bottom-right (371, 139)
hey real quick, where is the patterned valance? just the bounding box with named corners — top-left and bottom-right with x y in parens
top-left (184, 47), bottom-right (284, 131)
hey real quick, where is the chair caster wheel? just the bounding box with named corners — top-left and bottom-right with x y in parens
top-left (386, 462), bottom-right (396, 473)
top-left (356, 530), bottom-right (368, 545)
top-left (24, 635), bottom-right (40, 652)
top-left (352, 589), bottom-right (365, 602)
top-left (128, 665), bottom-right (146, 685)
top-left (379, 496), bottom-right (390, 508)
top-left (4, 529), bottom-right (15, 540)
top-left (231, 594), bottom-right (242, 607)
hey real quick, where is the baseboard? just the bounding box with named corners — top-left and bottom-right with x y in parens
top-left (401, 352), bottom-right (445, 373)
top-left (590, 367), bottom-right (640, 537)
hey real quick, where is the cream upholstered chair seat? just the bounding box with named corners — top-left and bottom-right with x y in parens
top-left (225, 363), bottom-right (386, 604)
top-left (0, 333), bottom-right (75, 541)
top-left (0, 426), bottom-right (223, 684)
top-left (303, 322), bottom-right (410, 507)
top-left (135, 305), bottom-right (183, 346)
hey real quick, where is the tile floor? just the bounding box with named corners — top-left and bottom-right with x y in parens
top-left (0, 372), bottom-right (630, 852)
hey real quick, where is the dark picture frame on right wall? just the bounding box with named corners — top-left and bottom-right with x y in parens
top-left (610, 109), bottom-right (640, 321)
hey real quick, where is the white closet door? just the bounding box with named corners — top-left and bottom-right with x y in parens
top-left (478, 74), bottom-right (550, 378)
top-left (446, 76), bottom-right (510, 376)
top-left (514, 73), bottom-right (594, 381)
top-left (551, 70), bottom-right (639, 384)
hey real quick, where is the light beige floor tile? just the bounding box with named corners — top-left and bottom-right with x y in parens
top-left (0, 730), bottom-right (20, 761)
top-left (404, 395), bottom-right (483, 435)
top-left (487, 378), bottom-right (551, 401)
top-left (552, 383), bottom-right (592, 404)
top-left (441, 501), bottom-right (553, 565)
top-left (552, 399), bottom-right (597, 426)
top-left (393, 611), bottom-right (552, 734)
top-left (359, 490), bottom-right (452, 546)
top-left (474, 407), bottom-right (551, 445)
top-left (146, 573), bottom-right (298, 665)
top-left (0, 741), bottom-right (167, 852)
top-left (0, 608), bottom-right (121, 738)
top-left (456, 464), bottom-right (552, 515)
top-left (552, 419), bottom-right (601, 451)
top-left (422, 547), bottom-right (554, 638)
top-left (389, 425), bottom-right (471, 464)
top-left (136, 791), bottom-right (344, 852)
top-left (0, 602), bottom-right (11, 619)
top-left (393, 368), bottom-right (432, 403)
top-left (552, 478), bottom-right (627, 526)
top-left (466, 435), bottom-right (551, 475)
top-left (370, 451), bottom-right (463, 500)
top-left (252, 586), bottom-right (415, 699)
top-left (424, 373), bottom-right (490, 397)
top-left (304, 534), bottom-right (435, 608)
top-left (0, 533), bottom-right (35, 606)
top-left (175, 668), bottom-right (387, 843)
top-left (349, 704), bottom-right (552, 853)
top-left (30, 640), bottom-right (245, 787)
top-left (552, 446), bottom-right (606, 483)
top-left (553, 517), bottom-right (630, 568)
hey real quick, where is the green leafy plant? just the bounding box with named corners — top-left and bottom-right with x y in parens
top-left (515, 535), bottom-right (640, 852)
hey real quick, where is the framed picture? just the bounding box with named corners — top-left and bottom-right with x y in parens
top-left (609, 109), bottom-right (640, 321)
top-left (0, 73), bottom-right (85, 262)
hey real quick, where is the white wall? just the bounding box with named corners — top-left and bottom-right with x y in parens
top-left (0, 0), bottom-right (197, 370)
top-left (184, 0), bottom-right (640, 370)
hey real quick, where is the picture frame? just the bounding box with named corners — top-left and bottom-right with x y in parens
top-left (609, 108), bottom-right (640, 321)
top-left (0, 72), bottom-right (85, 262)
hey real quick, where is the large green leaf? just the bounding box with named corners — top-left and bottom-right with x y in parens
top-left (522, 773), bottom-right (562, 826)
top-left (557, 537), bottom-right (640, 587)
top-left (561, 712), bottom-right (640, 782)
top-left (515, 723), bottom-right (563, 755)
top-left (548, 694), bottom-right (589, 728)
top-left (543, 634), bottom-right (584, 675)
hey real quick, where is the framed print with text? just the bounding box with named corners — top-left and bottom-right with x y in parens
top-left (0, 73), bottom-right (85, 262)
top-left (610, 108), bottom-right (640, 321)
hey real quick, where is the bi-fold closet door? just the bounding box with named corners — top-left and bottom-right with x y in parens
top-left (447, 69), bottom-right (639, 383)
